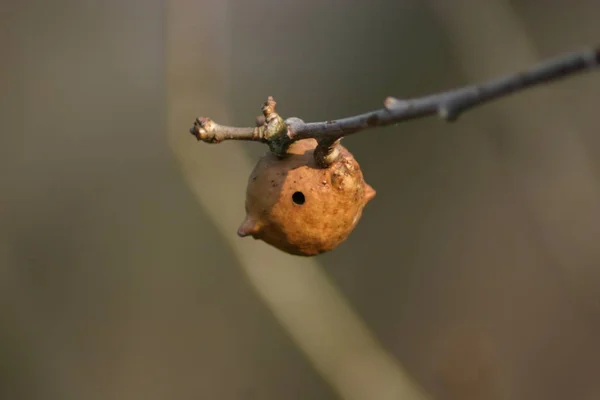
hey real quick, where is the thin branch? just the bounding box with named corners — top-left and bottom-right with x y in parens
top-left (190, 46), bottom-right (599, 165)
top-left (192, 117), bottom-right (260, 143)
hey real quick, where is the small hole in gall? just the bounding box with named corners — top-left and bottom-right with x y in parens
top-left (292, 191), bottom-right (305, 205)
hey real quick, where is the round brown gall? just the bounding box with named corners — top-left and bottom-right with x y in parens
top-left (237, 138), bottom-right (375, 256)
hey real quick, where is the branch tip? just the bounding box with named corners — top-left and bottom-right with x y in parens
top-left (383, 96), bottom-right (398, 110)
top-left (262, 96), bottom-right (278, 121)
top-left (384, 97), bottom-right (414, 113)
top-left (190, 117), bottom-right (212, 141)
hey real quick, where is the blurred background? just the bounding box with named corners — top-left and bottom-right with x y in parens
top-left (2, 0), bottom-right (600, 399)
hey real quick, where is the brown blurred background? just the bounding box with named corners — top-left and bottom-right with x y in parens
top-left (2, 0), bottom-right (600, 399)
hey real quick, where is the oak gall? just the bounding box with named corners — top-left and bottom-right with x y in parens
top-left (237, 139), bottom-right (375, 256)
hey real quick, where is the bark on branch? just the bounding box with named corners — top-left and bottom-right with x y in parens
top-left (190, 46), bottom-right (599, 166)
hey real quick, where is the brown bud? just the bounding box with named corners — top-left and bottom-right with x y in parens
top-left (238, 138), bottom-right (375, 256)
